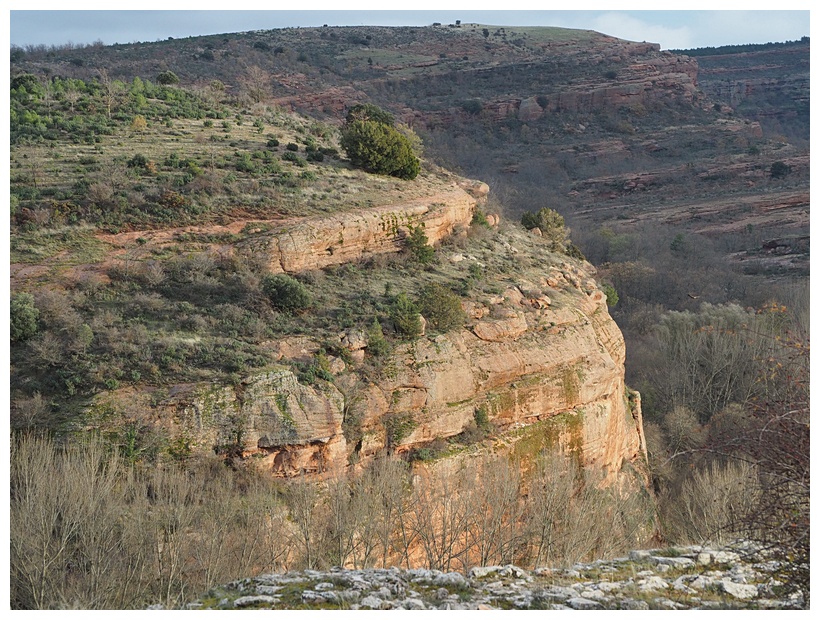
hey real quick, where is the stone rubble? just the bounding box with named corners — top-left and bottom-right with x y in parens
top-left (182, 543), bottom-right (805, 610)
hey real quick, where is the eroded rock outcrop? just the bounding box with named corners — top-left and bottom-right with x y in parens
top-left (236, 182), bottom-right (481, 274)
top-left (180, 542), bottom-right (805, 610)
top-left (89, 223), bottom-right (647, 495)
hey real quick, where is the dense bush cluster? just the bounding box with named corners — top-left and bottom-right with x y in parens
top-left (417, 282), bottom-right (466, 332)
top-left (520, 207), bottom-right (570, 252)
top-left (340, 104), bottom-right (420, 180)
top-left (10, 293), bottom-right (39, 342)
top-left (261, 274), bottom-right (312, 314)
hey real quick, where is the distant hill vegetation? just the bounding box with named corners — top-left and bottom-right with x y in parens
top-left (670, 36), bottom-right (808, 56)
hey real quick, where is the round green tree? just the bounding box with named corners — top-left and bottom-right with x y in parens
top-left (417, 283), bottom-right (466, 332)
top-left (340, 104), bottom-right (420, 180)
top-left (261, 274), bottom-right (312, 314)
top-left (156, 71), bottom-right (180, 85)
top-left (10, 293), bottom-right (39, 342)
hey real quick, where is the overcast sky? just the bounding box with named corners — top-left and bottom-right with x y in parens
top-left (7, 4), bottom-right (812, 52)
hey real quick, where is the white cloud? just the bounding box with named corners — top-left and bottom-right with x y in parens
top-left (591, 12), bottom-right (694, 49)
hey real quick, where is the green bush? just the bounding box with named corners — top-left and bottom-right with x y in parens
top-left (601, 283), bottom-right (619, 307)
top-left (127, 153), bottom-right (149, 168)
top-left (339, 104), bottom-right (420, 180)
top-left (461, 99), bottom-right (483, 115)
top-left (366, 318), bottom-right (390, 357)
top-left (471, 209), bottom-right (490, 228)
top-left (345, 103), bottom-right (395, 125)
top-left (406, 224), bottom-right (435, 264)
top-left (417, 283), bottom-right (466, 332)
top-left (157, 71), bottom-right (179, 85)
top-left (261, 273), bottom-right (312, 314)
top-left (384, 411), bottom-right (417, 446)
top-left (389, 292), bottom-right (422, 339)
top-left (521, 207), bottom-right (569, 251)
top-left (10, 293), bottom-right (39, 342)
top-left (770, 161), bottom-right (791, 178)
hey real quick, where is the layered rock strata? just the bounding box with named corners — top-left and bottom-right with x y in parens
top-left (97, 235), bottom-right (647, 491)
top-left (236, 181), bottom-right (487, 274)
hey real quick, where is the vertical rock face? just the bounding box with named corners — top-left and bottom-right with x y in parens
top-left (126, 242), bottom-right (647, 494)
top-left (85, 183), bottom-right (647, 495)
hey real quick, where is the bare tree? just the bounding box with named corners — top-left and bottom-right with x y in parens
top-left (465, 456), bottom-right (525, 566)
top-left (286, 472), bottom-right (321, 569)
top-left (674, 459), bottom-right (761, 545)
top-left (97, 68), bottom-right (125, 119)
top-left (321, 472), bottom-right (359, 568)
top-left (241, 65), bottom-right (271, 103)
top-left (353, 455), bottom-right (410, 568)
top-left (524, 452), bottom-right (578, 568)
top-left (143, 466), bottom-right (199, 608)
top-left (408, 466), bottom-right (473, 572)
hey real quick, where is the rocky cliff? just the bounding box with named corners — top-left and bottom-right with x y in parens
top-left (88, 187), bottom-right (648, 494)
top-left (236, 180), bottom-right (486, 274)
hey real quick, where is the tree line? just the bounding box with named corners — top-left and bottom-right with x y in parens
top-left (11, 435), bottom-right (656, 609)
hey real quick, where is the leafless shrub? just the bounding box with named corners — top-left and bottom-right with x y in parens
top-left (672, 459), bottom-right (761, 546)
top-left (10, 393), bottom-right (51, 431)
top-left (28, 332), bottom-right (64, 366)
top-left (87, 182), bottom-right (115, 206)
top-left (662, 405), bottom-right (704, 453)
top-left (141, 260), bottom-right (165, 286)
top-left (407, 466), bottom-right (473, 572)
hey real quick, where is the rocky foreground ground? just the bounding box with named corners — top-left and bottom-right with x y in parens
top-left (178, 543), bottom-right (805, 610)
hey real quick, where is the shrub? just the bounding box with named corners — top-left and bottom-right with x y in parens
top-left (474, 405), bottom-right (490, 429)
top-left (406, 224), bottom-right (435, 264)
top-left (417, 283), bottom-right (466, 332)
top-left (601, 283), bottom-right (619, 307)
top-left (340, 104), bottom-right (420, 180)
top-left (127, 153), bottom-right (149, 169)
top-left (10, 293), bottom-right (39, 342)
top-left (156, 71), bottom-right (180, 85)
top-left (461, 99), bottom-right (483, 115)
top-left (366, 318), bottom-right (390, 357)
top-left (130, 115), bottom-right (147, 131)
top-left (345, 103), bottom-right (394, 125)
top-left (384, 412), bottom-right (417, 447)
top-left (158, 189), bottom-right (189, 210)
top-left (520, 207), bottom-right (569, 251)
top-left (770, 161), bottom-right (791, 178)
top-left (389, 293), bottom-right (422, 339)
top-left (471, 209), bottom-right (490, 228)
top-left (282, 151), bottom-right (306, 166)
top-left (286, 142), bottom-right (299, 151)
top-left (261, 273), bottom-right (311, 314)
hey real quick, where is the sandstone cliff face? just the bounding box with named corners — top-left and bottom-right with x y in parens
top-left (89, 218), bottom-right (647, 494)
top-left (236, 181), bottom-right (486, 274)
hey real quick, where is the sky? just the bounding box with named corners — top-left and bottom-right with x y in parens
top-left (6, 4), bottom-right (813, 52)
